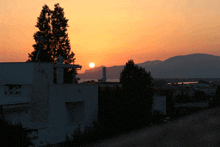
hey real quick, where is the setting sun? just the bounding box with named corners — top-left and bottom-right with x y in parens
top-left (89, 62), bottom-right (95, 68)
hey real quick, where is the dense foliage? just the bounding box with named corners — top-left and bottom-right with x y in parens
top-left (174, 90), bottom-right (207, 104)
top-left (0, 118), bottom-right (33, 147)
top-left (152, 79), bottom-right (167, 87)
top-left (119, 59), bottom-right (154, 128)
top-left (58, 60), bottom-right (155, 146)
top-left (198, 79), bottom-right (210, 84)
top-left (212, 86), bottom-right (220, 107)
top-left (26, 3), bottom-right (78, 83)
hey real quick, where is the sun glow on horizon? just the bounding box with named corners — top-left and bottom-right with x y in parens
top-left (89, 62), bottom-right (95, 68)
top-left (1, 0), bottom-right (220, 73)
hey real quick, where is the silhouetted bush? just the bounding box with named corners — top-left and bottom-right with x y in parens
top-left (57, 60), bottom-right (154, 146)
top-left (198, 79), bottom-right (209, 84)
top-left (211, 86), bottom-right (220, 107)
top-left (0, 118), bottom-right (33, 147)
top-left (194, 90), bottom-right (207, 101)
top-left (59, 121), bottom-right (121, 147)
top-left (165, 90), bottom-right (175, 116)
top-left (152, 79), bottom-right (167, 87)
top-left (152, 110), bottom-right (165, 124)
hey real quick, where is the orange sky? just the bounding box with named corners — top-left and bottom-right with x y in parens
top-left (1, 0), bottom-right (220, 74)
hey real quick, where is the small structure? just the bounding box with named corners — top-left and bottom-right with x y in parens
top-left (152, 92), bottom-right (166, 115)
top-left (98, 67), bottom-right (107, 83)
top-left (102, 67), bottom-right (107, 82)
top-left (0, 57), bottom-right (98, 147)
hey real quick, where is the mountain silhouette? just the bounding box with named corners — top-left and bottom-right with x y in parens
top-left (77, 53), bottom-right (220, 79)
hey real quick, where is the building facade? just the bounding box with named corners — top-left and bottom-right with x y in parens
top-left (0, 61), bottom-right (98, 147)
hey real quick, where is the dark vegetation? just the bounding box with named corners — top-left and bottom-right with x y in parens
top-left (210, 86), bottom-right (220, 107)
top-left (54, 60), bottom-right (155, 147)
top-left (48, 84), bottom-right (218, 147)
top-left (0, 107), bottom-right (33, 147)
top-left (174, 91), bottom-right (208, 104)
top-left (166, 88), bottom-right (218, 121)
top-left (26, 3), bottom-right (79, 84)
top-left (57, 86), bottom-right (216, 147)
top-left (119, 60), bottom-right (154, 128)
top-left (56, 62), bottom-right (220, 147)
top-left (198, 79), bottom-right (210, 84)
top-left (45, 83), bottom-right (219, 147)
top-left (152, 79), bottom-right (167, 87)
top-left (27, 4), bottom-right (220, 147)
top-left (194, 90), bottom-right (207, 101)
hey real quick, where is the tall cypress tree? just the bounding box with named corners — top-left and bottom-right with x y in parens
top-left (51, 3), bottom-right (78, 83)
top-left (27, 5), bottom-right (53, 62)
top-left (27, 3), bottom-right (78, 83)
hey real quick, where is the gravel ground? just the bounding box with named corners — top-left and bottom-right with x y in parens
top-left (85, 107), bottom-right (220, 147)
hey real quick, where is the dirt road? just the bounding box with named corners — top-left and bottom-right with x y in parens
top-left (85, 107), bottom-right (220, 147)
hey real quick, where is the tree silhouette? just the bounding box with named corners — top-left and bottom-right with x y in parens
top-left (213, 86), bottom-right (220, 107)
top-left (119, 59), bottom-right (154, 128)
top-left (26, 4), bottom-right (78, 83)
top-left (27, 5), bottom-right (53, 62)
top-left (194, 90), bottom-right (206, 101)
top-left (51, 3), bottom-right (77, 83)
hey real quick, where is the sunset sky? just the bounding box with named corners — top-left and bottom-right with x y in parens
top-left (1, 0), bottom-right (220, 73)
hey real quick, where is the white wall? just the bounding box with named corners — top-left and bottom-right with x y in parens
top-left (0, 62), bottom-right (98, 147)
top-left (31, 63), bottom-right (53, 124)
top-left (152, 94), bottom-right (166, 115)
top-left (29, 82), bottom-right (98, 146)
top-left (0, 85), bottom-right (31, 105)
top-left (49, 84), bottom-right (98, 125)
top-left (0, 63), bottom-right (34, 85)
top-left (3, 104), bottom-right (32, 127)
top-left (0, 62), bottom-right (53, 86)
top-left (33, 62), bottom-right (53, 85)
top-left (41, 84), bottom-right (98, 145)
top-left (2, 83), bottom-right (99, 147)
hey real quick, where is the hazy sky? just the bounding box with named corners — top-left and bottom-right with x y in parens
top-left (1, 0), bottom-right (220, 73)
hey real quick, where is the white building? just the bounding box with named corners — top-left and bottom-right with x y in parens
top-left (152, 93), bottom-right (166, 115)
top-left (0, 57), bottom-right (98, 147)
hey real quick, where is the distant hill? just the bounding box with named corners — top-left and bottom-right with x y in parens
top-left (77, 53), bottom-right (220, 79)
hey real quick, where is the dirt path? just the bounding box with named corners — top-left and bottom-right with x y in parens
top-left (85, 107), bottom-right (220, 147)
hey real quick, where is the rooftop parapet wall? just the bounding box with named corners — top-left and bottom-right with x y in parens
top-left (0, 63), bottom-right (34, 85)
top-left (33, 62), bottom-right (54, 86)
top-left (0, 62), bottom-right (54, 85)
top-left (0, 61), bottom-right (81, 86)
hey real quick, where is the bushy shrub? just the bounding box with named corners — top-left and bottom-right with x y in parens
top-left (175, 94), bottom-right (192, 103)
top-left (152, 110), bottom-right (165, 124)
top-left (0, 118), bottom-right (33, 147)
top-left (212, 86), bottom-right (220, 107)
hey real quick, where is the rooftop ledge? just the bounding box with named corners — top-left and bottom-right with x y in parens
top-left (53, 64), bottom-right (82, 69)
